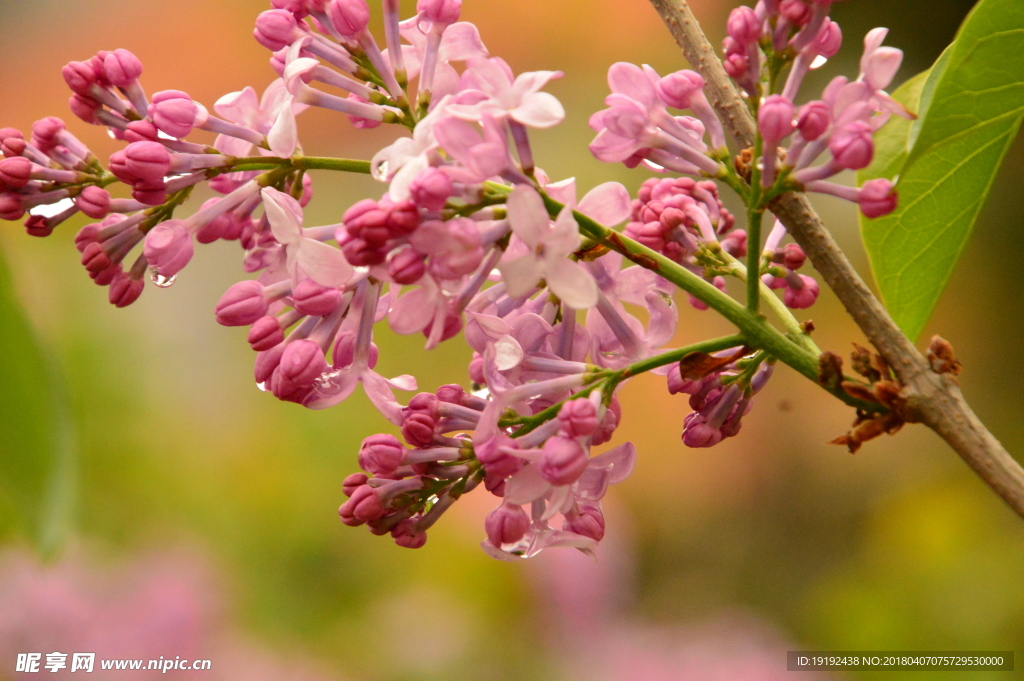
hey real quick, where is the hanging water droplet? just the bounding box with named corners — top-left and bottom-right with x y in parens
top-left (149, 267), bottom-right (177, 288)
top-left (376, 160), bottom-right (389, 178)
top-left (256, 381), bottom-right (268, 392)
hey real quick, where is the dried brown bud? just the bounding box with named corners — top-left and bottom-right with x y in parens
top-left (841, 381), bottom-right (878, 404)
top-left (678, 346), bottom-right (751, 380)
top-left (927, 335), bottom-right (962, 379)
top-left (818, 351), bottom-right (844, 390)
top-left (801, 320), bottom-right (815, 335)
top-left (850, 343), bottom-right (880, 382)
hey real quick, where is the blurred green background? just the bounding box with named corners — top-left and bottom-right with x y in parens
top-left (2, 0), bottom-right (1022, 679)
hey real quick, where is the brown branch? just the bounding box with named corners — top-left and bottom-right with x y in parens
top-left (646, 0), bottom-right (1024, 519)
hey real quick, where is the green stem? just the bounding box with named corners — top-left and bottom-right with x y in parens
top-left (533, 190), bottom-right (878, 412)
top-left (291, 157), bottom-right (372, 174)
top-left (746, 207), bottom-right (764, 314)
top-left (619, 334), bottom-right (746, 379)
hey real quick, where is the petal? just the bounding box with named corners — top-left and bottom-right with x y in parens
top-left (283, 57), bottom-right (320, 94)
top-left (267, 100), bottom-right (298, 157)
top-left (303, 368), bottom-right (360, 409)
top-left (544, 177), bottom-right (578, 208)
top-left (545, 258), bottom-right (598, 309)
top-left (388, 287), bottom-right (436, 335)
top-left (512, 70), bottom-right (563, 99)
top-left (541, 484), bottom-right (574, 521)
top-left (296, 239), bottom-right (353, 288)
top-left (590, 441), bottom-right (637, 485)
top-left (387, 153), bottom-right (429, 202)
top-left (466, 57), bottom-right (513, 98)
top-left (438, 22), bottom-right (490, 62)
top-left (578, 182), bottom-right (632, 227)
top-left (504, 464), bottom-right (552, 505)
top-left (214, 134), bottom-right (254, 157)
top-left (511, 92), bottom-right (565, 129)
top-left (214, 86), bottom-right (259, 125)
top-left (864, 47), bottom-right (903, 91)
top-left (506, 185), bottom-right (549, 246)
top-left (261, 187), bottom-right (302, 244)
top-left (497, 254), bottom-right (544, 299)
top-left (607, 62), bottom-right (658, 108)
top-left (546, 207), bottom-right (582, 256)
top-left (643, 290), bottom-right (677, 349)
top-left (494, 334), bottom-right (525, 371)
top-left (361, 370), bottom-right (407, 425)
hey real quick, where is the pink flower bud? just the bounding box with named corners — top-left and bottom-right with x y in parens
top-left (254, 9), bottom-right (301, 51)
top-left (564, 505), bottom-right (605, 541)
top-left (402, 412), bottom-right (436, 447)
top-left (331, 333), bottom-right (380, 369)
top-left (656, 71), bottom-right (705, 110)
top-left (796, 100), bottom-right (830, 141)
top-left (557, 399), bottom-right (600, 439)
top-left (0, 193), bottom-right (24, 221)
top-left (76, 186), bottom-right (111, 219)
top-left (387, 200), bottom-right (420, 235)
top-left (279, 339), bottom-right (327, 386)
top-left (859, 178), bottom-right (898, 218)
top-left (124, 141), bottom-right (171, 182)
top-left (24, 215), bottom-right (54, 239)
top-left (830, 121), bottom-right (874, 170)
top-left (103, 49), bottom-right (143, 87)
top-left (248, 316), bottom-right (285, 351)
top-left (683, 420), bottom-right (723, 448)
top-left (108, 270), bottom-right (144, 308)
top-left (327, 0), bottom-right (370, 37)
top-left (0, 157), bottom-right (31, 188)
top-left (292, 278), bottom-right (342, 316)
top-left (723, 54), bottom-right (750, 80)
top-left (407, 392), bottom-right (441, 418)
top-left (392, 519), bottom-right (427, 549)
top-left (780, 0), bottom-right (812, 25)
top-left (591, 396), bottom-right (621, 446)
top-left (727, 6), bottom-right (761, 44)
top-left (813, 19), bottom-right (842, 58)
top-left (81, 242), bottom-right (111, 273)
top-left (758, 95), bottom-right (795, 144)
top-left (485, 503), bottom-right (529, 547)
top-left (430, 385), bottom-right (461, 406)
top-left (341, 485), bottom-right (385, 522)
top-left (144, 219), bottom-right (194, 276)
top-left (254, 345), bottom-right (285, 385)
top-left (132, 179), bottom-right (167, 207)
top-left (539, 436), bottom-right (588, 486)
top-left (216, 280), bottom-right (268, 326)
top-left (31, 117), bottom-right (65, 153)
top-left (150, 91), bottom-right (199, 139)
top-left (784, 274), bottom-right (820, 309)
top-left (417, 0), bottom-right (461, 25)
top-left (62, 61), bottom-right (99, 96)
top-left (339, 234), bottom-right (387, 266)
top-left (409, 167), bottom-right (454, 211)
top-left (75, 221), bottom-right (104, 253)
top-left (387, 247), bottom-right (427, 285)
top-left (358, 434), bottom-right (405, 475)
top-left (108, 150), bottom-right (139, 184)
top-left (783, 243), bottom-right (806, 270)
top-left (342, 473), bottom-right (368, 497)
top-left (69, 94), bottom-right (101, 124)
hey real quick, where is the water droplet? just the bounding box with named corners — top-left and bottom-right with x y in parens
top-left (811, 55), bottom-right (828, 69)
top-left (256, 381), bottom-right (268, 392)
top-left (149, 267), bottom-right (177, 288)
top-left (376, 160), bottom-right (389, 178)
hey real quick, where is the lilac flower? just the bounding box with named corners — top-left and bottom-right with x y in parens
top-left (262, 187), bottom-right (352, 288)
top-left (498, 185), bottom-right (598, 309)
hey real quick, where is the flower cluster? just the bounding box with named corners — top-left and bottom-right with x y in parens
top-left (1, 0), bottom-right (907, 558)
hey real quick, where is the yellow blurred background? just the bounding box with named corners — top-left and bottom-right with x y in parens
top-left (1, 1), bottom-right (1021, 679)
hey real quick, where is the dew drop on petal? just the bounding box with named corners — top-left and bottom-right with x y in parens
top-left (811, 55), bottom-right (829, 69)
top-left (256, 381), bottom-right (268, 392)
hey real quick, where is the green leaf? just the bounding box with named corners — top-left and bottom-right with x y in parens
top-left (859, 0), bottom-right (1024, 342)
top-left (0, 246), bottom-right (77, 556)
top-left (859, 70), bottom-right (929, 185)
